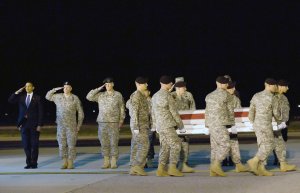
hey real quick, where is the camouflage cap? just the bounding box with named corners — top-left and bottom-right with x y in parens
top-left (277, 79), bottom-right (289, 86)
top-left (265, 78), bottom-right (277, 85)
top-left (103, 77), bottom-right (114, 84)
top-left (175, 77), bottom-right (184, 83)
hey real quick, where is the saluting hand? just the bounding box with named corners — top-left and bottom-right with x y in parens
top-left (98, 84), bottom-right (106, 91)
top-left (54, 87), bottom-right (64, 91)
top-left (15, 86), bottom-right (25, 94)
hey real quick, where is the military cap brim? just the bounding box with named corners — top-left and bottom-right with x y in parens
top-left (103, 77), bottom-right (114, 84)
top-left (175, 81), bottom-right (186, 87)
top-left (265, 78), bottom-right (277, 85)
top-left (216, 76), bottom-right (229, 84)
top-left (135, 76), bottom-right (148, 84)
top-left (160, 75), bottom-right (173, 84)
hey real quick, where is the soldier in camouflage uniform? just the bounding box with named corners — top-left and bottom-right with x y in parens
top-left (171, 78), bottom-right (195, 173)
top-left (126, 77), bottom-right (150, 176)
top-left (226, 81), bottom-right (248, 172)
top-left (152, 75), bottom-right (185, 177)
top-left (205, 76), bottom-right (232, 177)
top-left (86, 77), bottom-right (125, 169)
top-left (46, 82), bottom-right (84, 169)
top-left (247, 78), bottom-right (281, 176)
top-left (272, 80), bottom-right (296, 172)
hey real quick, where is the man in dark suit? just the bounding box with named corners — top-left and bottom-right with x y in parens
top-left (8, 82), bottom-right (44, 169)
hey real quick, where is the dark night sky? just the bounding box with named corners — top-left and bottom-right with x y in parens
top-left (1, 1), bottom-right (300, 125)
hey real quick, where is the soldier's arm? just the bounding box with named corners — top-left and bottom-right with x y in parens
top-left (248, 98), bottom-right (256, 123)
top-left (131, 93), bottom-right (140, 129)
top-left (188, 92), bottom-right (196, 110)
top-left (76, 97), bottom-right (84, 128)
top-left (151, 98), bottom-right (156, 130)
top-left (119, 95), bottom-right (126, 126)
top-left (227, 95), bottom-right (235, 124)
top-left (86, 89), bottom-right (101, 102)
top-left (168, 94), bottom-right (184, 129)
top-left (45, 88), bottom-right (62, 101)
top-left (272, 95), bottom-right (282, 122)
top-left (281, 97), bottom-right (290, 122)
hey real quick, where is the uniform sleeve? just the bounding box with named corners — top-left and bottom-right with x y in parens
top-left (248, 97), bottom-right (256, 123)
top-left (119, 94), bottom-right (126, 124)
top-left (234, 96), bottom-right (242, 108)
top-left (130, 93), bottom-right (140, 129)
top-left (188, 92), bottom-right (196, 110)
top-left (280, 97), bottom-right (290, 122)
top-left (227, 95), bottom-right (235, 124)
top-left (272, 95), bottom-right (282, 122)
top-left (86, 89), bottom-right (100, 102)
top-left (76, 97), bottom-right (84, 127)
top-left (151, 98), bottom-right (156, 130)
top-left (168, 94), bottom-right (184, 129)
top-left (45, 89), bottom-right (57, 102)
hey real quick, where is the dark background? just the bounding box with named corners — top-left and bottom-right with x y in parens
top-left (1, 1), bottom-right (300, 125)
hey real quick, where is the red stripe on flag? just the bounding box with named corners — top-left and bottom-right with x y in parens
top-left (234, 112), bottom-right (248, 117)
top-left (180, 114), bottom-right (205, 120)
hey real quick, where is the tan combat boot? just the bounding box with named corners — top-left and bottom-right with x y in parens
top-left (156, 163), bottom-right (169, 177)
top-left (210, 161), bottom-right (226, 177)
top-left (181, 162), bottom-right (195, 173)
top-left (209, 166), bottom-right (218, 177)
top-left (247, 156), bottom-right (260, 175)
top-left (67, 159), bottom-right (74, 169)
top-left (168, 164), bottom-right (184, 177)
top-left (280, 162), bottom-right (297, 172)
top-left (258, 163), bottom-right (273, 176)
top-left (131, 165), bottom-right (147, 176)
top-left (61, 158), bottom-right (68, 169)
top-left (102, 156), bottom-right (110, 169)
top-left (110, 156), bottom-right (118, 169)
top-left (235, 163), bottom-right (248, 172)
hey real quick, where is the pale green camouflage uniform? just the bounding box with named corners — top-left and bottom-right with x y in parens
top-left (205, 88), bottom-right (232, 163)
top-left (171, 91), bottom-right (196, 163)
top-left (152, 89), bottom-right (184, 165)
top-left (86, 89), bottom-right (125, 158)
top-left (248, 90), bottom-right (281, 163)
top-left (126, 90), bottom-right (150, 167)
top-left (46, 89), bottom-right (84, 160)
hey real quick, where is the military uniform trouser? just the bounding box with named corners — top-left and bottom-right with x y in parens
top-left (179, 136), bottom-right (190, 163)
top-left (98, 122), bottom-right (119, 158)
top-left (130, 129), bottom-right (150, 167)
top-left (272, 132), bottom-right (287, 163)
top-left (147, 130), bottom-right (156, 159)
top-left (229, 138), bottom-right (242, 164)
top-left (158, 128), bottom-right (181, 165)
top-left (57, 125), bottom-right (77, 160)
top-left (210, 126), bottom-right (231, 163)
top-left (254, 127), bottom-right (275, 162)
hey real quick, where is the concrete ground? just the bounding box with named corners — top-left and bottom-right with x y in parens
top-left (0, 140), bottom-right (300, 193)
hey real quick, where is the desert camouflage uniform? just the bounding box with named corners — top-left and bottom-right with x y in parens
top-left (86, 89), bottom-right (125, 158)
top-left (205, 88), bottom-right (232, 163)
top-left (273, 93), bottom-right (290, 162)
top-left (227, 94), bottom-right (243, 164)
top-left (126, 90), bottom-right (150, 167)
top-left (46, 89), bottom-right (84, 160)
top-left (171, 91), bottom-right (196, 163)
top-left (152, 89), bottom-right (184, 165)
top-left (248, 90), bottom-right (280, 163)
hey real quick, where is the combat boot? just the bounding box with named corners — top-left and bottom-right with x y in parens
top-left (209, 166), bottom-right (218, 177)
top-left (280, 162), bottom-right (297, 172)
top-left (110, 156), bottom-right (118, 169)
top-left (247, 156), bottom-right (260, 175)
top-left (181, 162), bottom-right (195, 173)
top-left (210, 161), bottom-right (226, 177)
top-left (258, 163), bottom-right (273, 176)
top-left (131, 165), bottom-right (147, 176)
top-left (168, 164), bottom-right (184, 177)
top-left (235, 163), bottom-right (248, 172)
top-left (156, 163), bottom-right (169, 177)
top-left (61, 158), bottom-right (68, 169)
top-left (102, 156), bottom-right (110, 169)
top-left (67, 159), bottom-right (74, 169)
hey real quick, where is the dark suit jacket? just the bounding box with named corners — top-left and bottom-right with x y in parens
top-left (8, 93), bottom-right (44, 128)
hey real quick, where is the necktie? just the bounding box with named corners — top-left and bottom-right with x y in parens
top-left (26, 95), bottom-right (30, 107)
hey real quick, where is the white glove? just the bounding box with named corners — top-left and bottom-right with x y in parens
top-left (133, 130), bottom-right (139, 134)
top-left (179, 128), bottom-right (186, 133)
top-left (278, 122), bottom-right (287, 130)
top-left (151, 127), bottom-right (156, 132)
top-left (230, 126), bottom-right (238, 134)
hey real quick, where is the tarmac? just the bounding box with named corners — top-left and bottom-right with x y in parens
top-left (1, 134), bottom-right (300, 193)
